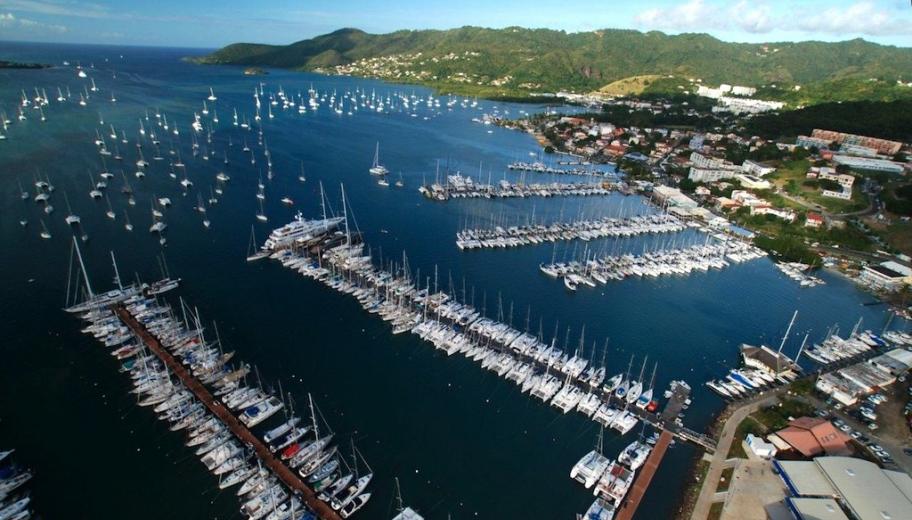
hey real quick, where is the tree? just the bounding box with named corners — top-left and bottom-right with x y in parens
top-left (678, 177), bottom-right (697, 193)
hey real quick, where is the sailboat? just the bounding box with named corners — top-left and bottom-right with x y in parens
top-left (256, 198), bottom-right (268, 222)
top-left (63, 191), bottom-right (80, 225)
top-left (246, 226), bottom-right (269, 262)
top-left (105, 194), bottom-right (116, 219)
top-left (39, 219), bottom-right (51, 239)
top-left (123, 209), bottom-right (133, 231)
top-left (207, 87), bottom-right (217, 101)
top-left (298, 162), bottom-right (306, 183)
top-left (395, 172), bottom-right (404, 188)
top-left (368, 141), bottom-right (388, 175)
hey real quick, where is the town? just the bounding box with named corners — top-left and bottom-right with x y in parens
top-left (500, 97), bottom-right (912, 314)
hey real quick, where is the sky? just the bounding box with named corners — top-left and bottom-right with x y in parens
top-left (0, 0), bottom-right (911, 49)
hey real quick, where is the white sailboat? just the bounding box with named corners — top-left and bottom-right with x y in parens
top-left (368, 142), bottom-right (388, 175)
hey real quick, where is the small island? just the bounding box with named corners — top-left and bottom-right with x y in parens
top-left (243, 67), bottom-right (267, 76)
top-left (0, 60), bottom-right (50, 70)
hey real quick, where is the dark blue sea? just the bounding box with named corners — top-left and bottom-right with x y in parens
top-left (0, 42), bottom-right (905, 519)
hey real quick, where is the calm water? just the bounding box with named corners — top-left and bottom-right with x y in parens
top-left (0, 42), bottom-right (906, 519)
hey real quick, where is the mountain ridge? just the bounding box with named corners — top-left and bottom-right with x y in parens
top-left (195, 26), bottom-right (912, 104)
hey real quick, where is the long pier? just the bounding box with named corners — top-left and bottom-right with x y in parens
top-left (269, 250), bottom-right (717, 453)
top-left (114, 306), bottom-right (342, 520)
top-left (614, 430), bottom-right (673, 520)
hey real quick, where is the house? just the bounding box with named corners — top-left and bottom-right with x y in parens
top-left (822, 188), bottom-right (851, 200)
top-left (742, 159), bottom-right (776, 177)
top-left (736, 173), bottom-right (772, 190)
top-left (817, 167), bottom-right (855, 188)
top-left (746, 434), bottom-right (777, 459)
top-left (767, 418), bottom-right (851, 458)
top-left (752, 206), bottom-right (796, 222)
top-left (805, 213), bottom-right (824, 228)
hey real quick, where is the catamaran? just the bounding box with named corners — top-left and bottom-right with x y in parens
top-left (368, 142), bottom-right (388, 175)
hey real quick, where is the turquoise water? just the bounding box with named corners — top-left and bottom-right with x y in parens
top-left (0, 42), bottom-right (905, 519)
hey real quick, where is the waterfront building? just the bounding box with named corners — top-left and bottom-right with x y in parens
top-left (740, 344), bottom-right (799, 375)
top-left (815, 372), bottom-right (864, 406)
top-left (745, 434), bottom-right (777, 459)
top-left (768, 418), bottom-right (851, 458)
top-left (774, 457), bottom-right (912, 520)
top-left (858, 263), bottom-right (908, 291)
top-left (652, 186), bottom-right (698, 209)
top-left (868, 349), bottom-right (912, 377)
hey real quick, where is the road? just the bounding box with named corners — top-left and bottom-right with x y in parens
top-left (690, 393), bottom-right (780, 520)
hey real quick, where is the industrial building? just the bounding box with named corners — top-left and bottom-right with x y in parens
top-left (774, 457), bottom-right (912, 520)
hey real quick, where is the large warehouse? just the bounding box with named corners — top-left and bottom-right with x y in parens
top-left (774, 457), bottom-right (912, 520)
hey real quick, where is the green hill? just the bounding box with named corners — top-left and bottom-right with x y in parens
top-left (195, 27), bottom-right (912, 102)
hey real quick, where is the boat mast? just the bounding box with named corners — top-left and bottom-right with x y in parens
top-left (73, 236), bottom-right (95, 298)
top-left (110, 251), bottom-right (123, 290)
top-left (340, 183), bottom-right (351, 246)
top-left (778, 310), bottom-right (798, 354)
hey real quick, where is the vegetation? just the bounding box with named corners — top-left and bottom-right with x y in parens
top-left (752, 399), bottom-right (815, 431)
top-left (744, 100), bottom-right (912, 142)
top-left (0, 60), bottom-right (49, 69)
top-left (789, 378), bottom-right (814, 396)
top-left (196, 27), bottom-right (912, 103)
top-left (728, 417), bottom-right (764, 458)
top-left (716, 467), bottom-right (735, 492)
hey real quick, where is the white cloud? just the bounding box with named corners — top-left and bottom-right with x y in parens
top-left (633, 0), bottom-right (912, 37)
top-left (0, 0), bottom-right (108, 19)
top-left (795, 1), bottom-right (912, 36)
top-left (730, 1), bottom-right (773, 34)
top-left (0, 9), bottom-right (67, 32)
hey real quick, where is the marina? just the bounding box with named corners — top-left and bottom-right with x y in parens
top-left (456, 214), bottom-right (685, 250)
top-left (507, 160), bottom-right (614, 177)
top-left (64, 240), bottom-right (369, 520)
top-left (0, 41), bottom-right (907, 520)
top-left (539, 239), bottom-right (766, 290)
top-left (255, 204), bottom-right (717, 452)
top-left (419, 173), bottom-right (617, 200)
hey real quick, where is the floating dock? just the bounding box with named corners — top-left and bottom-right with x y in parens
top-left (614, 430), bottom-right (673, 520)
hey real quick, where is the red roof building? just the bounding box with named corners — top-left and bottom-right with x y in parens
top-left (769, 417), bottom-right (851, 458)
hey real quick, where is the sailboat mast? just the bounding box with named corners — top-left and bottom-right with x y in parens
top-left (73, 236), bottom-right (95, 298)
top-left (778, 310), bottom-right (798, 354)
top-left (110, 251), bottom-right (123, 290)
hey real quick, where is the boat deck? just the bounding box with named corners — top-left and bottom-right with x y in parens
top-left (613, 430), bottom-right (673, 520)
top-left (114, 305), bottom-right (342, 520)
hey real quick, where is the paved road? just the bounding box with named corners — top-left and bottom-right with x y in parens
top-left (690, 393), bottom-right (779, 520)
